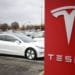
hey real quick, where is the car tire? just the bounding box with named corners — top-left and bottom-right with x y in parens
top-left (25, 48), bottom-right (37, 60)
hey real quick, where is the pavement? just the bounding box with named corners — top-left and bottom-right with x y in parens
top-left (0, 55), bottom-right (44, 75)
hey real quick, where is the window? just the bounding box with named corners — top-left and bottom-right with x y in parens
top-left (0, 35), bottom-right (17, 42)
top-left (0, 35), bottom-right (5, 40)
top-left (5, 35), bottom-right (17, 42)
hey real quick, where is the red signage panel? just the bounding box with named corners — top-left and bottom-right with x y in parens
top-left (45, 1), bottom-right (75, 75)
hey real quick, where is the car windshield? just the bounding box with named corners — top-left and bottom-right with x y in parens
top-left (14, 33), bottom-right (35, 43)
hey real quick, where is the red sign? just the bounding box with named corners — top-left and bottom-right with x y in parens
top-left (45, 1), bottom-right (75, 75)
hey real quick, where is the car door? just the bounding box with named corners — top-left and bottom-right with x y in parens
top-left (0, 35), bottom-right (24, 55)
top-left (0, 35), bottom-right (8, 54)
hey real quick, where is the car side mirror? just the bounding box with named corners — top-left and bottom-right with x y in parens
top-left (15, 40), bottom-right (21, 44)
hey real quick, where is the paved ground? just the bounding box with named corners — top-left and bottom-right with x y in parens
top-left (0, 55), bottom-right (44, 75)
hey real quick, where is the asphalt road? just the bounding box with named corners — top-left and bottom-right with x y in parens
top-left (0, 54), bottom-right (44, 75)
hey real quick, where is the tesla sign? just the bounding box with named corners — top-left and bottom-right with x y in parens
top-left (51, 6), bottom-right (75, 44)
top-left (45, 1), bottom-right (75, 75)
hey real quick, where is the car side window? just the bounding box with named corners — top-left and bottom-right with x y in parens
top-left (5, 35), bottom-right (17, 42)
top-left (0, 35), bottom-right (5, 41)
top-left (0, 35), bottom-right (17, 42)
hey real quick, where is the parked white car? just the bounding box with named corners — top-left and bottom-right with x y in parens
top-left (34, 37), bottom-right (44, 42)
top-left (0, 33), bottom-right (44, 60)
top-left (25, 31), bottom-right (44, 39)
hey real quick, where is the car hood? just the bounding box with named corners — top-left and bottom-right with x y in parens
top-left (30, 41), bottom-right (44, 48)
top-left (34, 38), bottom-right (44, 42)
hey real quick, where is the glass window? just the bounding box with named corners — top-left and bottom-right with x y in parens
top-left (15, 33), bottom-right (35, 43)
top-left (5, 35), bottom-right (17, 42)
top-left (0, 35), bottom-right (5, 40)
top-left (0, 35), bottom-right (17, 42)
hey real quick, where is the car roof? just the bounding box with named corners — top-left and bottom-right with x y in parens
top-left (0, 33), bottom-right (14, 36)
top-left (0, 32), bottom-right (31, 38)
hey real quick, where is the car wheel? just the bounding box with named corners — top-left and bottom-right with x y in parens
top-left (25, 48), bottom-right (37, 60)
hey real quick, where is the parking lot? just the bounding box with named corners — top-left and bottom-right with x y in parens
top-left (0, 55), bottom-right (44, 75)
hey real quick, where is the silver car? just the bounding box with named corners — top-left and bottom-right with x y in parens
top-left (0, 33), bottom-right (44, 60)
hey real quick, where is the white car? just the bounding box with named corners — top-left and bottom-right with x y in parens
top-left (25, 31), bottom-right (44, 39)
top-left (34, 37), bottom-right (44, 42)
top-left (0, 33), bottom-right (44, 60)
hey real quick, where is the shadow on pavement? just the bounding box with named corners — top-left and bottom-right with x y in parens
top-left (0, 54), bottom-right (44, 61)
